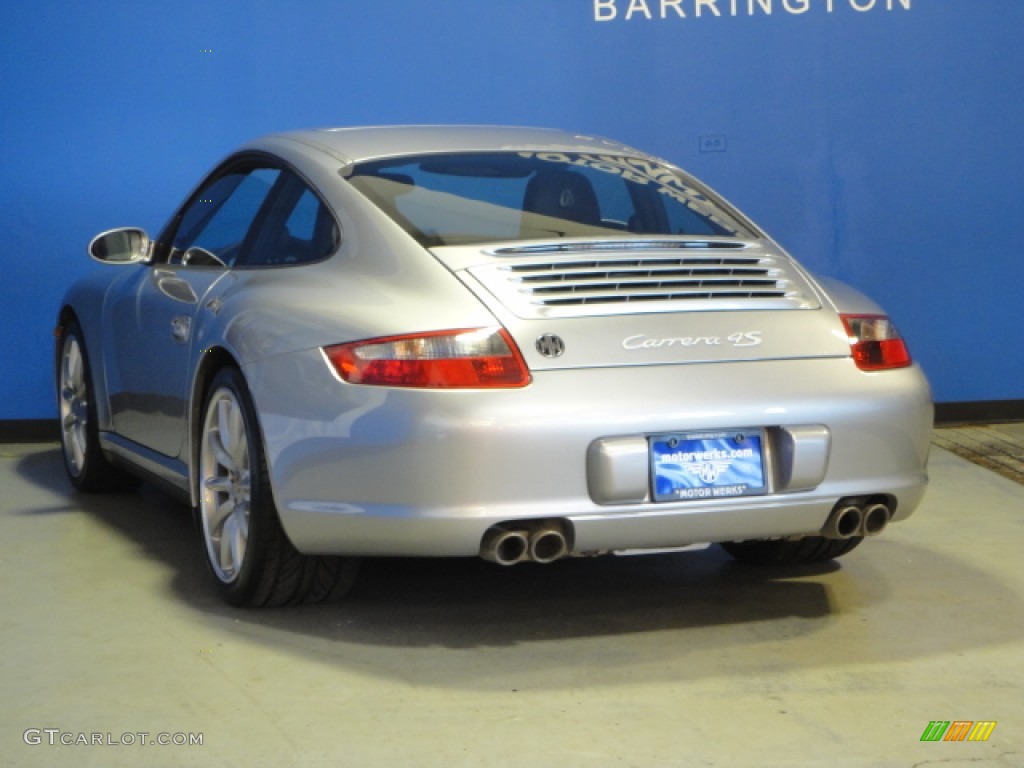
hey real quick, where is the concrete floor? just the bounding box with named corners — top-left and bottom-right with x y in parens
top-left (1, 436), bottom-right (1022, 768)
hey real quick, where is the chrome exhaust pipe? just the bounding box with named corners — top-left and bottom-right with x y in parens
top-left (860, 503), bottom-right (891, 536)
top-left (528, 525), bottom-right (569, 564)
top-left (480, 521), bottom-right (571, 565)
top-left (822, 504), bottom-right (864, 540)
top-left (480, 526), bottom-right (529, 566)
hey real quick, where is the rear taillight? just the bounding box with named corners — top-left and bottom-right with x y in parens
top-left (323, 327), bottom-right (531, 388)
top-left (840, 314), bottom-right (912, 371)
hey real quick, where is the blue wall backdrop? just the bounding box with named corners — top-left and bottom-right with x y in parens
top-left (1, 0), bottom-right (1022, 420)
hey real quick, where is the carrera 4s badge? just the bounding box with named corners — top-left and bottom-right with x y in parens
top-left (622, 331), bottom-right (763, 350)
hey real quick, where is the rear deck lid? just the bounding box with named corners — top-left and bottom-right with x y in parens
top-left (431, 238), bottom-right (852, 371)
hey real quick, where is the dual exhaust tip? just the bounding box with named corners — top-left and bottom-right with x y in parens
top-left (480, 521), bottom-right (570, 566)
top-left (483, 502), bottom-right (890, 562)
top-left (822, 500), bottom-right (892, 540)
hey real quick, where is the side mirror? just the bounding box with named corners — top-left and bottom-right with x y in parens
top-left (88, 227), bottom-right (150, 264)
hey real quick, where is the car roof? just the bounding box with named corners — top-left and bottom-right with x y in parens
top-left (255, 125), bottom-right (658, 166)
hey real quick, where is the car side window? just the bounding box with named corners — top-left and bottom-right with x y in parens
top-left (240, 173), bottom-right (339, 267)
top-left (171, 167), bottom-right (281, 267)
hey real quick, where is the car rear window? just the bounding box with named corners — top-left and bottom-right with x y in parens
top-left (347, 152), bottom-right (757, 246)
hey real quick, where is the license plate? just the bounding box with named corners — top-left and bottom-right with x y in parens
top-left (650, 429), bottom-right (767, 502)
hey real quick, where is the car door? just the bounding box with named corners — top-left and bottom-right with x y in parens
top-left (105, 162), bottom-right (283, 458)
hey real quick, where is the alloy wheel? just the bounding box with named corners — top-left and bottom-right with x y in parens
top-left (59, 335), bottom-right (89, 477)
top-left (200, 387), bottom-right (252, 583)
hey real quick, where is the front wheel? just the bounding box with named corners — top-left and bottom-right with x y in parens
top-left (197, 367), bottom-right (358, 607)
top-left (720, 536), bottom-right (863, 566)
top-left (57, 321), bottom-right (138, 492)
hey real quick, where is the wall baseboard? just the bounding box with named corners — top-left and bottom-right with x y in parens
top-left (2, 401), bottom-right (1022, 443)
top-left (0, 420), bottom-right (60, 443)
top-left (933, 400), bottom-right (1024, 425)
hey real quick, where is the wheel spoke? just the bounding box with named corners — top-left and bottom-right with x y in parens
top-left (65, 341), bottom-right (81, 388)
top-left (212, 399), bottom-right (237, 472)
top-left (204, 475), bottom-right (232, 495)
top-left (220, 507), bottom-right (247, 576)
top-left (235, 501), bottom-right (249, 541)
top-left (70, 428), bottom-right (86, 470)
top-left (204, 491), bottom-right (233, 533)
top-left (219, 516), bottom-right (235, 573)
top-left (223, 399), bottom-right (242, 463)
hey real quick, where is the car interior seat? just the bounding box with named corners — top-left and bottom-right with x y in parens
top-left (521, 169), bottom-right (601, 231)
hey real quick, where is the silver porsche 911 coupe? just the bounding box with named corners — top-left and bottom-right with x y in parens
top-left (56, 126), bottom-right (932, 606)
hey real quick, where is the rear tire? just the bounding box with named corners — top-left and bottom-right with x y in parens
top-left (720, 536), bottom-right (863, 565)
top-left (57, 321), bottom-right (138, 492)
top-left (197, 367), bottom-right (359, 607)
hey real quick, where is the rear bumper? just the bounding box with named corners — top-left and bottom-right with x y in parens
top-left (247, 353), bottom-right (932, 557)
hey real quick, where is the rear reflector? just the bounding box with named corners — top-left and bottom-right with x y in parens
top-left (840, 314), bottom-right (912, 371)
top-left (324, 328), bottom-right (531, 388)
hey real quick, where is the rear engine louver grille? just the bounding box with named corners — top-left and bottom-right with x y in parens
top-left (507, 257), bottom-right (785, 306)
top-left (466, 242), bottom-right (818, 318)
